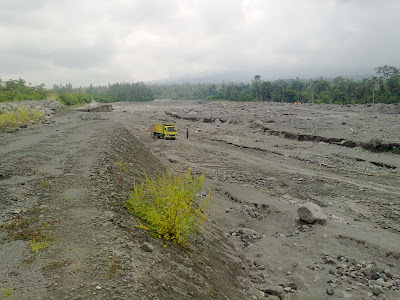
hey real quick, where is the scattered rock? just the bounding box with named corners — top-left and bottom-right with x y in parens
top-left (250, 287), bottom-right (264, 299)
top-left (256, 284), bottom-right (283, 298)
top-left (329, 282), bottom-right (338, 288)
top-left (250, 120), bottom-right (265, 129)
top-left (283, 287), bottom-right (292, 292)
top-left (342, 291), bottom-right (353, 298)
top-left (286, 276), bottom-right (305, 290)
top-left (232, 204), bottom-right (264, 220)
top-left (297, 202), bottom-right (328, 224)
top-left (287, 282), bottom-right (297, 290)
top-left (369, 138), bottom-right (383, 148)
top-left (104, 210), bottom-right (115, 221)
top-left (230, 228), bottom-right (262, 246)
top-left (382, 281), bottom-right (393, 288)
top-left (139, 242), bottom-right (154, 252)
top-left (326, 288), bottom-right (335, 295)
top-left (370, 273), bottom-right (380, 280)
top-left (372, 285), bottom-right (383, 296)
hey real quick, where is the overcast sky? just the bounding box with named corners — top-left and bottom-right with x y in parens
top-left (1, 0), bottom-right (399, 87)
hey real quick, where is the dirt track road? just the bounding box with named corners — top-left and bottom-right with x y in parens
top-left (1, 100), bottom-right (400, 299)
top-left (0, 110), bottom-right (127, 299)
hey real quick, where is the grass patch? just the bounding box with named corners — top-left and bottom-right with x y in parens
top-left (31, 108), bottom-right (44, 122)
top-left (0, 288), bottom-right (13, 299)
top-left (0, 105), bottom-right (44, 130)
top-left (124, 169), bottom-right (210, 245)
top-left (43, 260), bottom-right (73, 270)
top-left (39, 180), bottom-right (50, 188)
top-left (2, 216), bottom-right (41, 240)
top-left (0, 111), bottom-right (18, 128)
top-left (15, 105), bottom-right (30, 124)
top-left (108, 253), bottom-right (123, 277)
top-left (29, 235), bottom-right (52, 252)
top-left (1, 209), bottom-right (55, 253)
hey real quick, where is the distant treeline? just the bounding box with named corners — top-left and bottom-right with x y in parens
top-left (151, 65), bottom-right (400, 104)
top-left (0, 78), bottom-right (48, 102)
top-left (51, 82), bottom-right (154, 104)
top-left (1, 65), bottom-right (399, 105)
top-left (0, 79), bottom-right (154, 105)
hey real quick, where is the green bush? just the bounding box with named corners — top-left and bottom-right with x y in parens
top-left (15, 105), bottom-right (30, 124)
top-left (0, 106), bottom-right (44, 130)
top-left (0, 110), bottom-right (18, 128)
top-left (57, 93), bottom-right (92, 106)
top-left (31, 108), bottom-right (44, 122)
top-left (76, 93), bottom-right (92, 104)
top-left (124, 170), bottom-right (210, 245)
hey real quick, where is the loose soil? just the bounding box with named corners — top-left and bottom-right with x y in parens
top-left (1, 100), bottom-right (399, 300)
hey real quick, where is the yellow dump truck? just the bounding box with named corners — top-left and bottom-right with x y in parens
top-left (153, 123), bottom-right (177, 140)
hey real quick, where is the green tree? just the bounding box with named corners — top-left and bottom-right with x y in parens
top-left (251, 75), bottom-right (262, 101)
top-left (375, 65), bottom-right (400, 81)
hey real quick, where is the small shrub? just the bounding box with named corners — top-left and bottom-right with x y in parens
top-left (124, 170), bottom-right (210, 245)
top-left (108, 253), bottom-right (123, 277)
top-left (30, 108), bottom-right (44, 122)
top-left (0, 287), bottom-right (13, 299)
top-left (116, 161), bottom-right (131, 173)
top-left (39, 180), bottom-right (50, 188)
top-left (0, 105), bottom-right (44, 130)
top-left (29, 235), bottom-right (52, 252)
top-left (15, 105), bottom-right (30, 124)
top-left (0, 111), bottom-right (18, 128)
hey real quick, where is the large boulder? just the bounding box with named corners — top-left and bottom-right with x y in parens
top-left (250, 119), bottom-right (265, 129)
top-left (297, 202), bottom-right (327, 224)
top-left (76, 103), bottom-right (113, 112)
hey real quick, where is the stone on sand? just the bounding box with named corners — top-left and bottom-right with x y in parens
top-left (297, 202), bottom-right (328, 224)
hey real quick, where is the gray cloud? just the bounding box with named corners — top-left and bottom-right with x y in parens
top-left (1, 0), bottom-right (399, 86)
top-left (0, 0), bottom-right (48, 12)
top-left (50, 42), bottom-right (115, 69)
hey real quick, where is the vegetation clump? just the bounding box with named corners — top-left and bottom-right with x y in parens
top-left (43, 260), bottom-right (72, 270)
top-left (0, 111), bottom-right (18, 128)
top-left (0, 105), bottom-right (44, 130)
top-left (29, 235), bottom-right (52, 252)
top-left (0, 287), bottom-right (13, 299)
top-left (57, 93), bottom-right (92, 106)
top-left (124, 170), bottom-right (210, 245)
top-left (0, 78), bottom-right (48, 102)
top-left (1, 209), bottom-right (55, 253)
top-left (51, 81), bottom-right (154, 103)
